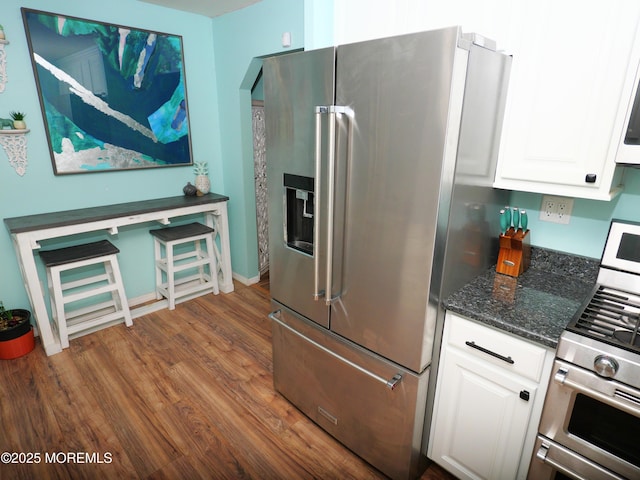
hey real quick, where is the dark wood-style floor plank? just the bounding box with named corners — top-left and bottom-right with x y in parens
top-left (0, 279), bottom-right (455, 480)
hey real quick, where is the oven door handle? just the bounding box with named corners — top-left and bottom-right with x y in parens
top-left (555, 368), bottom-right (640, 418)
top-left (536, 437), bottom-right (627, 480)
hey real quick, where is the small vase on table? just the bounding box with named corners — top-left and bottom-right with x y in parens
top-left (195, 175), bottom-right (210, 194)
top-left (194, 162), bottom-right (210, 195)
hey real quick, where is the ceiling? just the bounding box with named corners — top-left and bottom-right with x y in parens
top-left (137, 0), bottom-right (262, 18)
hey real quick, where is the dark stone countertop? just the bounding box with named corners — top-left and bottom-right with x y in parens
top-left (444, 248), bottom-right (599, 349)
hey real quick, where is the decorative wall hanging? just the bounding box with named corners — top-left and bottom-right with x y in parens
top-left (0, 39), bottom-right (8, 93)
top-left (21, 9), bottom-right (193, 175)
top-left (0, 129), bottom-right (30, 176)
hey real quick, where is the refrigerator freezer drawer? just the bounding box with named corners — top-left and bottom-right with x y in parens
top-left (270, 303), bottom-right (429, 480)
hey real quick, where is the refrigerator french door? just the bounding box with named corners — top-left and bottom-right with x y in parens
top-left (264, 26), bottom-right (511, 480)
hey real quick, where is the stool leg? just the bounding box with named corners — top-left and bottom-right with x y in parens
top-left (106, 255), bottom-right (132, 327)
top-left (205, 234), bottom-right (219, 294)
top-left (195, 238), bottom-right (205, 284)
top-left (49, 265), bottom-right (70, 349)
top-left (153, 238), bottom-right (163, 301)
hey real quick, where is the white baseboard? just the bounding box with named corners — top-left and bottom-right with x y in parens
top-left (127, 270), bottom-right (258, 305)
top-left (232, 272), bottom-right (260, 286)
top-left (129, 292), bottom-right (158, 307)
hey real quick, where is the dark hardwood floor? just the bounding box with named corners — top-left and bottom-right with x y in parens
top-left (0, 277), bottom-right (456, 479)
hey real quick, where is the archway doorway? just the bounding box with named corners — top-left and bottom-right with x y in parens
top-left (251, 71), bottom-right (268, 278)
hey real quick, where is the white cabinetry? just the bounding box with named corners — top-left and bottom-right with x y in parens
top-left (329, 1), bottom-right (640, 199)
top-left (494, 0), bottom-right (640, 200)
top-left (429, 313), bottom-right (554, 480)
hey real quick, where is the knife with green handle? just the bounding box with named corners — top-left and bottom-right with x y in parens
top-left (512, 207), bottom-right (520, 231)
top-left (520, 210), bottom-right (528, 232)
top-left (504, 206), bottom-right (511, 229)
top-left (499, 209), bottom-right (508, 235)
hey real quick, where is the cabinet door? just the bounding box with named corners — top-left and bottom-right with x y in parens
top-left (430, 347), bottom-right (537, 480)
top-left (494, 0), bottom-right (640, 200)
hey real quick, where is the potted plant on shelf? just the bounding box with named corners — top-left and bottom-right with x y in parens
top-left (194, 161), bottom-right (210, 195)
top-left (0, 302), bottom-right (34, 359)
top-left (9, 111), bottom-right (26, 130)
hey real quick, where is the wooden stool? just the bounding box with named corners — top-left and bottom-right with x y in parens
top-left (149, 222), bottom-right (219, 310)
top-left (39, 240), bottom-right (132, 349)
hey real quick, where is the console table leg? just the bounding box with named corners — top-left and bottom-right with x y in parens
top-left (205, 205), bottom-right (234, 293)
top-left (11, 233), bottom-right (62, 355)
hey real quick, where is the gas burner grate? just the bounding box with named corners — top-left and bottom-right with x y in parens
top-left (573, 286), bottom-right (640, 349)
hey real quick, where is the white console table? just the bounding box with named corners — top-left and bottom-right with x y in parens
top-left (4, 193), bottom-right (232, 356)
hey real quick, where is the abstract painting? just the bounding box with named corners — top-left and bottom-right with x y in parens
top-left (22, 9), bottom-right (193, 175)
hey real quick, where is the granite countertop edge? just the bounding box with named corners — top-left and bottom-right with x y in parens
top-left (444, 247), bottom-right (599, 350)
top-left (444, 304), bottom-right (563, 348)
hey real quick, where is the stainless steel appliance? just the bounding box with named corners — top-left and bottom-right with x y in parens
top-left (529, 219), bottom-right (640, 480)
top-left (263, 27), bottom-right (511, 480)
top-left (616, 62), bottom-right (640, 165)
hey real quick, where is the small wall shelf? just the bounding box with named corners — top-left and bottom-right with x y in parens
top-left (0, 39), bottom-right (8, 93)
top-left (0, 129), bottom-right (30, 176)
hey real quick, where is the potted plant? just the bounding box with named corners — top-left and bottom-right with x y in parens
top-left (0, 25), bottom-right (5, 41)
top-left (194, 161), bottom-right (210, 195)
top-left (9, 111), bottom-right (26, 130)
top-left (0, 302), bottom-right (35, 359)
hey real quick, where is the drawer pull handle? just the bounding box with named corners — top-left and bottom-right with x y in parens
top-left (465, 341), bottom-right (515, 364)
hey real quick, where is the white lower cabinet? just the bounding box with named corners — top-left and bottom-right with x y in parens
top-left (428, 312), bottom-right (554, 480)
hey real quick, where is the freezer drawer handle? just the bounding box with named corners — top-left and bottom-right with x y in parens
top-left (269, 310), bottom-right (403, 390)
top-left (465, 341), bottom-right (514, 364)
top-left (386, 374), bottom-right (403, 390)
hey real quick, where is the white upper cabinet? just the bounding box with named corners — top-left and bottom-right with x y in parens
top-left (328, 0), bottom-right (640, 199)
top-left (494, 0), bottom-right (640, 200)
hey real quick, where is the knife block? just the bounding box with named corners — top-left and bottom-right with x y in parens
top-left (496, 228), bottom-right (531, 277)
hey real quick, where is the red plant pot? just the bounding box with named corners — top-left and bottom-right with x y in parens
top-left (0, 327), bottom-right (35, 359)
top-left (0, 309), bottom-right (35, 359)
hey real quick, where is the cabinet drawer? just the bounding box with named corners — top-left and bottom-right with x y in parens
top-left (445, 313), bottom-right (549, 382)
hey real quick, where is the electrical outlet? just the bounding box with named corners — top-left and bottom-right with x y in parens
top-left (539, 195), bottom-right (573, 224)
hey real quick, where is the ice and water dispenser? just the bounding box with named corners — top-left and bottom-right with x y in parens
top-left (284, 174), bottom-right (314, 255)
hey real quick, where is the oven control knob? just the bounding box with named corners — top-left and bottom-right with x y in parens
top-left (594, 355), bottom-right (619, 378)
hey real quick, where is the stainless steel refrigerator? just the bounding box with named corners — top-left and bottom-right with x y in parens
top-left (263, 26), bottom-right (511, 480)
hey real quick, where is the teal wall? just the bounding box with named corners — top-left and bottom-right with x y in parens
top-left (0, 0), bottom-right (220, 310)
top-left (508, 168), bottom-right (640, 259)
top-left (0, 0), bottom-right (304, 311)
top-left (304, 0), bottom-right (334, 49)
top-left (211, 0), bottom-right (304, 282)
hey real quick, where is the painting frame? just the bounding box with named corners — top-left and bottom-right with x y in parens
top-left (21, 8), bottom-right (194, 175)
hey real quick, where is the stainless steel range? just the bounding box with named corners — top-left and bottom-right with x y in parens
top-left (529, 219), bottom-right (640, 480)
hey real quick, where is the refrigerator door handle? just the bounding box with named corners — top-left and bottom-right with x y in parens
top-left (313, 106), bottom-right (327, 301)
top-left (324, 105), bottom-right (353, 306)
top-left (269, 309), bottom-right (403, 390)
top-left (325, 106), bottom-right (338, 306)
